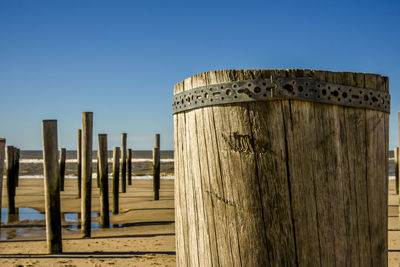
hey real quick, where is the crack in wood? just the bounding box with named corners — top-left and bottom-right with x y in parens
top-left (206, 190), bottom-right (237, 208)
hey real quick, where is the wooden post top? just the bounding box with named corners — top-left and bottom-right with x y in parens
top-left (174, 69), bottom-right (388, 94)
top-left (173, 69), bottom-right (389, 114)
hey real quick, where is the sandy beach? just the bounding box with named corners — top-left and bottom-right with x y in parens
top-left (389, 179), bottom-right (400, 266)
top-left (0, 178), bottom-right (176, 266)
top-left (1, 177), bottom-right (400, 266)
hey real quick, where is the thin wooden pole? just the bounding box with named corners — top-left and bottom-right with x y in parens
top-left (96, 150), bottom-right (100, 188)
top-left (77, 129), bottom-right (82, 198)
top-left (121, 133), bottom-right (127, 193)
top-left (98, 134), bottom-right (110, 228)
top-left (6, 146), bottom-right (15, 214)
top-left (112, 147), bottom-right (120, 215)
top-left (14, 148), bottom-right (20, 187)
top-left (0, 138), bottom-right (5, 225)
top-left (127, 149), bottom-right (132, 185)
top-left (153, 147), bottom-right (160, 200)
top-left (81, 112), bottom-right (93, 238)
top-left (155, 133), bottom-right (160, 148)
top-left (59, 148), bottom-right (66, 191)
top-left (42, 120), bottom-right (62, 253)
top-left (396, 147), bottom-right (399, 195)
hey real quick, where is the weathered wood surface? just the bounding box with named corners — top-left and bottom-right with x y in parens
top-left (121, 133), bottom-right (127, 193)
top-left (81, 112), bottom-right (93, 238)
top-left (174, 69), bottom-right (389, 266)
top-left (0, 139), bottom-right (5, 225)
top-left (127, 148), bottom-right (132, 185)
top-left (42, 120), bottom-right (62, 253)
top-left (112, 147), bottom-right (120, 215)
top-left (395, 147), bottom-right (399, 195)
top-left (77, 129), bottom-right (82, 198)
top-left (153, 147), bottom-right (160, 200)
top-left (6, 146), bottom-right (16, 214)
top-left (59, 148), bottom-right (66, 191)
top-left (98, 134), bottom-right (110, 228)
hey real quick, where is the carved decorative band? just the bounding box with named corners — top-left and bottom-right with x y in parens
top-left (172, 77), bottom-right (390, 114)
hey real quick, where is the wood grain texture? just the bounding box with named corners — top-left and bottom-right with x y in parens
top-left (174, 69), bottom-right (389, 266)
top-left (42, 120), bottom-right (62, 253)
top-left (81, 112), bottom-right (93, 238)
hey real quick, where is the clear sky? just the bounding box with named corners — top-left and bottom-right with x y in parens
top-left (0, 0), bottom-right (399, 150)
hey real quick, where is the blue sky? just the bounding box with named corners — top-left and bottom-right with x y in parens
top-left (0, 0), bottom-right (399, 150)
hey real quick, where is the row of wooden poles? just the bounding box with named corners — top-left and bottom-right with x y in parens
top-left (0, 112), bottom-right (162, 254)
top-left (0, 144), bottom-right (20, 219)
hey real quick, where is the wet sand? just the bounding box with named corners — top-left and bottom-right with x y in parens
top-left (0, 178), bottom-right (176, 266)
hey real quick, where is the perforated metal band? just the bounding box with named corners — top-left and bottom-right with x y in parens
top-left (172, 77), bottom-right (390, 114)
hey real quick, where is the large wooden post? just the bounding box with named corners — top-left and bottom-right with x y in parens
top-left (98, 134), bottom-right (110, 228)
top-left (112, 147), bottom-right (120, 215)
top-left (127, 149), bottom-right (132, 185)
top-left (395, 147), bottom-right (399, 195)
top-left (121, 133), bottom-right (127, 193)
top-left (6, 146), bottom-right (15, 214)
top-left (0, 138), bottom-right (5, 225)
top-left (77, 129), bottom-right (82, 198)
top-left (152, 146), bottom-right (160, 201)
top-left (81, 112), bottom-right (93, 238)
top-left (174, 69), bottom-right (389, 266)
top-left (42, 120), bottom-right (62, 253)
top-left (59, 148), bottom-right (66, 191)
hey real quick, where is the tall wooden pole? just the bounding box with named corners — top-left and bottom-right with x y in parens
top-left (81, 112), bottom-right (93, 238)
top-left (396, 147), bottom-right (399, 195)
top-left (127, 149), bottom-right (132, 185)
top-left (121, 133), bottom-right (127, 193)
top-left (0, 138), bottom-right (5, 225)
top-left (77, 129), bottom-right (82, 198)
top-left (153, 146), bottom-right (160, 201)
top-left (98, 134), bottom-right (110, 228)
top-left (59, 148), bottom-right (66, 191)
top-left (112, 147), bottom-right (120, 215)
top-left (6, 146), bottom-right (15, 214)
top-left (42, 120), bottom-right (62, 253)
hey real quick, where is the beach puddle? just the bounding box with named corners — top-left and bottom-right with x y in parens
top-left (0, 208), bottom-right (117, 240)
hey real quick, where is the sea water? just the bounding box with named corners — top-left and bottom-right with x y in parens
top-left (13, 150), bottom-right (174, 179)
